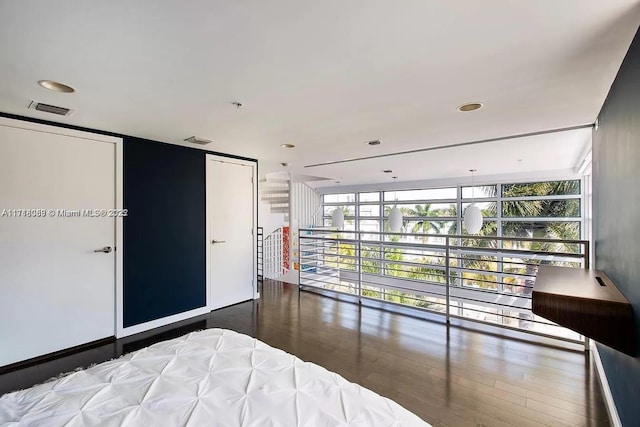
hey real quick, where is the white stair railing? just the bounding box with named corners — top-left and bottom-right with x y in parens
top-left (263, 228), bottom-right (286, 279)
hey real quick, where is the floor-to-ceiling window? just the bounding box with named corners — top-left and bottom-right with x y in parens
top-left (316, 179), bottom-right (584, 338)
top-left (321, 179), bottom-right (582, 240)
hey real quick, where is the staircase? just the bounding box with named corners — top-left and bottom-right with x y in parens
top-left (260, 175), bottom-right (290, 222)
top-left (259, 173), bottom-right (324, 284)
top-left (259, 174), bottom-right (290, 280)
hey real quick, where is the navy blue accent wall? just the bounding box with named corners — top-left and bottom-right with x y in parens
top-left (593, 27), bottom-right (640, 426)
top-left (123, 137), bottom-right (207, 327)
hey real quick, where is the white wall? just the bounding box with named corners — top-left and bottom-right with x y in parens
top-left (258, 197), bottom-right (285, 236)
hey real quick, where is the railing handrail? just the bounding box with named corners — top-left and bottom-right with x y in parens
top-left (297, 227), bottom-right (590, 347)
top-left (298, 227), bottom-right (588, 245)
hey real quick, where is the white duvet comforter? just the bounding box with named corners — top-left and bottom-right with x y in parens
top-left (0, 329), bottom-right (429, 426)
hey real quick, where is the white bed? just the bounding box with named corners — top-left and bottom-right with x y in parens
top-left (0, 329), bottom-right (430, 426)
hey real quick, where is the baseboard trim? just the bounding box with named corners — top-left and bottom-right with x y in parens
top-left (591, 341), bottom-right (622, 427)
top-left (0, 336), bottom-right (116, 375)
top-left (117, 306), bottom-right (210, 338)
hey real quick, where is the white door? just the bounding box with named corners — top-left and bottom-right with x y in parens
top-left (0, 121), bottom-right (117, 367)
top-left (207, 156), bottom-right (255, 310)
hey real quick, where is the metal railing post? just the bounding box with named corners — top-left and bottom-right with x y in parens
top-left (295, 227), bottom-right (589, 347)
top-left (583, 241), bottom-right (590, 270)
top-left (358, 231), bottom-right (362, 304)
top-left (297, 232), bottom-right (301, 303)
top-left (445, 236), bottom-right (450, 324)
top-left (583, 240), bottom-right (590, 351)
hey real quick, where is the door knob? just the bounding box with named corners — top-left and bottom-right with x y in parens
top-left (211, 240), bottom-right (227, 244)
top-left (94, 246), bottom-right (113, 253)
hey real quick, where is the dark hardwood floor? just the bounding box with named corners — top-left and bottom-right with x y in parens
top-left (0, 280), bottom-right (610, 427)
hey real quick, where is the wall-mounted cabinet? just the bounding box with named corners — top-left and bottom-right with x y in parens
top-left (533, 265), bottom-right (634, 355)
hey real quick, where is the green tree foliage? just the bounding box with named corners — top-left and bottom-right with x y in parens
top-left (324, 180), bottom-right (581, 303)
top-left (501, 180), bottom-right (580, 239)
top-left (458, 181), bottom-right (580, 291)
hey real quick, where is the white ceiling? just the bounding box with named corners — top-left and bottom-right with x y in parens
top-left (308, 127), bottom-right (593, 188)
top-left (0, 1), bottom-right (638, 185)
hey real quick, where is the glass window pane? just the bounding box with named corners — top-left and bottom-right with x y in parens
top-left (462, 202), bottom-right (497, 217)
top-left (361, 246), bottom-right (382, 274)
top-left (384, 188), bottom-right (457, 201)
top-left (461, 272), bottom-right (499, 291)
top-left (384, 203), bottom-right (456, 217)
top-left (501, 180), bottom-right (580, 197)
top-left (462, 185), bottom-right (497, 199)
top-left (359, 220), bottom-right (381, 241)
top-left (359, 192), bottom-right (380, 202)
top-left (359, 205), bottom-right (380, 217)
top-left (323, 205), bottom-right (355, 216)
top-left (323, 193), bottom-right (356, 203)
top-left (501, 221), bottom-right (581, 240)
top-left (502, 199), bottom-right (580, 217)
top-left (462, 221), bottom-right (497, 236)
top-left (502, 258), bottom-right (538, 294)
top-left (359, 219), bottom-right (381, 232)
top-left (342, 220), bottom-right (356, 231)
top-left (402, 219), bottom-right (456, 234)
top-left (460, 253), bottom-right (498, 270)
top-left (501, 239), bottom-right (583, 256)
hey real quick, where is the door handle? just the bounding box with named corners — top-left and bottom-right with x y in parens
top-left (211, 240), bottom-right (227, 244)
top-left (94, 246), bottom-right (113, 253)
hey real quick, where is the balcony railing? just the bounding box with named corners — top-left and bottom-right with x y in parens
top-left (298, 228), bottom-right (589, 345)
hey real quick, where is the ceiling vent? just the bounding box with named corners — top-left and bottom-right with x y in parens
top-left (184, 136), bottom-right (212, 145)
top-left (28, 101), bottom-right (73, 116)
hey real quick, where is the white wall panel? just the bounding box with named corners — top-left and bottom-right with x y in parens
top-left (0, 119), bottom-right (120, 366)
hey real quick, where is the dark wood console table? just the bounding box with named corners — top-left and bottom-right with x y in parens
top-left (532, 265), bottom-right (634, 355)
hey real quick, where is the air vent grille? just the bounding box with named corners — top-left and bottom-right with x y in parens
top-left (28, 101), bottom-right (73, 116)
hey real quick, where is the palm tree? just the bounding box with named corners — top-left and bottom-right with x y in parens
top-left (404, 203), bottom-right (450, 243)
top-left (502, 180), bottom-right (581, 245)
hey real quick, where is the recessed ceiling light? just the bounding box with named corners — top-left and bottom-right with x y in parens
top-left (281, 144), bottom-right (296, 148)
top-left (383, 170), bottom-right (393, 173)
top-left (457, 103), bottom-right (483, 112)
top-left (367, 140), bottom-right (382, 146)
top-left (37, 80), bottom-right (75, 93)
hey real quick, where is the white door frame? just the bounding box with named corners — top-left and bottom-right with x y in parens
top-left (0, 116), bottom-right (123, 340)
top-left (206, 154), bottom-right (259, 311)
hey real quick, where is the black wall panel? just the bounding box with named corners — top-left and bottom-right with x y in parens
top-left (593, 27), bottom-right (640, 426)
top-left (123, 137), bottom-right (207, 327)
